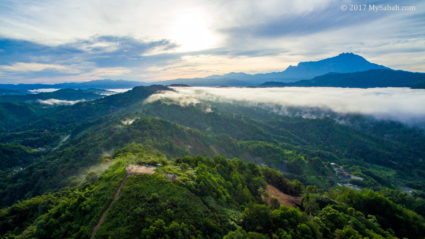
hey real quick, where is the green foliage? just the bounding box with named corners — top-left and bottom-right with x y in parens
top-left (2, 145), bottom-right (425, 239)
top-left (1, 86), bottom-right (425, 239)
top-left (0, 194), bottom-right (59, 236)
top-left (0, 144), bottom-right (39, 170)
top-left (261, 167), bottom-right (303, 196)
top-left (331, 188), bottom-right (425, 239)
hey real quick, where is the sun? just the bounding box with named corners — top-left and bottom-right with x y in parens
top-left (170, 11), bottom-right (218, 52)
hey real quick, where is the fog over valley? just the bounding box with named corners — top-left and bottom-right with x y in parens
top-left (147, 87), bottom-right (425, 125)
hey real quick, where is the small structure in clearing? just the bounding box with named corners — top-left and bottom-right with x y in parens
top-left (263, 184), bottom-right (301, 207)
top-left (126, 165), bottom-right (155, 175)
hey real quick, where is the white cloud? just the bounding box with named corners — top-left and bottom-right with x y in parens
top-left (37, 98), bottom-right (83, 105)
top-left (101, 88), bottom-right (132, 96)
top-left (28, 88), bottom-right (60, 94)
top-left (86, 67), bottom-right (131, 77)
top-left (146, 87), bottom-right (425, 124)
top-left (0, 62), bottom-right (79, 73)
top-left (0, 0), bottom-right (424, 82)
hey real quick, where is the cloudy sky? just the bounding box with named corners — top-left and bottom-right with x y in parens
top-left (0, 0), bottom-right (424, 83)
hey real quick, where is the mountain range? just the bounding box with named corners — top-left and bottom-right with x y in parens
top-left (157, 53), bottom-right (392, 86)
top-left (0, 80), bottom-right (146, 94)
top-left (0, 88), bottom-right (106, 104)
top-left (261, 69), bottom-right (425, 88)
top-left (1, 53), bottom-right (425, 89)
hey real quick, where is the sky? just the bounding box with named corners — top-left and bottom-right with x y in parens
top-left (0, 0), bottom-right (424, 83)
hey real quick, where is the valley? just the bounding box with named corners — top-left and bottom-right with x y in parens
top-left (1, 85), bottom-right (425, 238)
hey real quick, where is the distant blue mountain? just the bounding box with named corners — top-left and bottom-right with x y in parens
top-left (266, 52), bottom-right (389, 81)
top-left (0, 79), bottom-right (146, 93)
top-left (261, 69), bottom-right (425, 88)
top-left (0, 88), bottom-right (105, 103)
top-left (158, 53), bottom-right (389, 86)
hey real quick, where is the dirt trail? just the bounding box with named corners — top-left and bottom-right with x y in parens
top-left (90, 175), bottom-right (128, 239)
top-left (90, 165), bottom-right (154, 238)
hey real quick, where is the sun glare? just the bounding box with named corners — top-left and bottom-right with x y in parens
top-left (170, 11), bottom-right (218, 52)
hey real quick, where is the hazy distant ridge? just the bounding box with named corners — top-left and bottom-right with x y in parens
top-left (158, 53), bottom-right (389, 86)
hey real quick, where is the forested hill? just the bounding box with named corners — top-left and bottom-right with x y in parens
top-left (1, 85), bottom-right (425, 238)
top-left (0, 85), bottom-right (169, 132)
top-left (1, 146), bottom-right (424, 239)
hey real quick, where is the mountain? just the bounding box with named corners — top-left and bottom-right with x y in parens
top-left (0, 79), bottom-right (146, 93)
top-left (0, 88), bottom-right (105, 104)
top-left (54, 79), bottom-right (147, 89)
top-left (261, 69), bottom-right (425, 88)
top-left (269, 52), bottom-right (389, 81)
top-left (0, 54), bottom-right (398, 88)
top-left (412, 81), bottom-right (425, 89)
top-left (158, 72), bottom-right (255, 86)
top-left (0, 89), bottom-right (21, 96)
top-left (158, 53), bottom-right (389, 86)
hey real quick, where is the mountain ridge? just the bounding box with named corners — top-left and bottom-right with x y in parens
top-left (1, 53), bottom-right (422, 89)
top-left (0, 79), bottom-right (146, 93)
top-left (261, 69), bottom-right (425, 88)
top-left (157, 53), bottom-right (390, 86)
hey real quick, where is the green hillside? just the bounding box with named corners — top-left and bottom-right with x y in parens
top-left (1, 86), bottom-right (425, 239)
top-left (1, 146), bottom-right (424, 239)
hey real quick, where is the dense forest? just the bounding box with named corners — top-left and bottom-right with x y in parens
top-left (1, 86), bottom-right (425, 238)
top-left (1, 145), bottom-right (425, 238)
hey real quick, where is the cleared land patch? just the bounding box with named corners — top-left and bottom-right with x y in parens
top-left (264, 184), bottom-right (301, 207)
top-left (126, 165), bottom-right (155, 175)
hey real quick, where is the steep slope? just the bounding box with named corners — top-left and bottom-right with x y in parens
top-left (2, 147), bottom-right (425, 239)
top-left (0, 102), bottom-right (49, 132)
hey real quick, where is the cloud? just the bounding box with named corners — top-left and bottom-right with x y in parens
top-left (102, 88), bottom-right (132, 96)
top-left (220, 0), bottom-right (414, 39)
top-left (0, 0), bottom-right (424, 83)
top-left (146, 87), bottom-right (425, 124)
top-left (37, 98), bottom-right (83, 105)
top-left (0, 36), bottom-right (177, 82)
top-left (0, 62), bottom-right (79, 73)
top-left (28, 88), bottom-right (60, 94)
top-left (0, 36), bottom-right (175, 67)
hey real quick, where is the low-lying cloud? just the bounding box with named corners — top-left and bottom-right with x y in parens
top-left (146, 87), bottom-right (425, 124)
top-left (28, 88), bottom-right (60, 94)
top-left (101, 88), bottom-right (132, 96)
top-left (37, 98), bottom-right (83, 105)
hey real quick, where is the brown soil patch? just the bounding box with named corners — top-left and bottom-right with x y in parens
top-left (264, 184), bottom-right (301, 207)
top-left (126, 165), bottom-right (155, 175)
